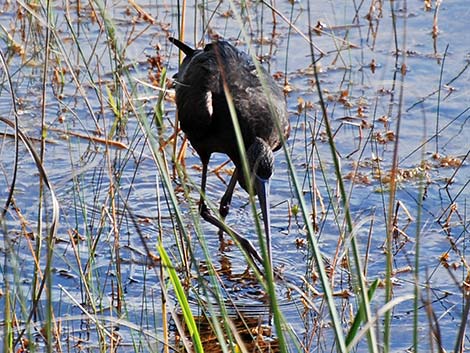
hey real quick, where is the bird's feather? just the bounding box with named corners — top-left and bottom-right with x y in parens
top-left (171, 38), bottom-right (289, 169)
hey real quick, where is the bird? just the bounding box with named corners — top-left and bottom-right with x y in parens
top-left (169, 36), bottom-right (289, 273)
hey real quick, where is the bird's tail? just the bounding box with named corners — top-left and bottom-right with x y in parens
top-left (169, 37), bottom-right (195, 56)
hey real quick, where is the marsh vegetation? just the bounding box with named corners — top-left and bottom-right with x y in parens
top-left (0, 0), bottom-right (468, 352)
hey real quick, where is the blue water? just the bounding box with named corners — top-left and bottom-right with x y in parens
top-left (0, 0), bottom-right (468, 352)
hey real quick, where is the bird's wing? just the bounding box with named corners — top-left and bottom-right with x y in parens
top-left (175, 40), bottom-right (288, 148)
top-left (175, 49), bottom-right (222, 133)
top-left (224, 50), bottom-right (286, 146)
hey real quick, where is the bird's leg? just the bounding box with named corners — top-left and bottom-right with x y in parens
top-left (198, 163), bottom-right (263, 270)
top-left (219, 169), bottom-right (238, 218)
top-left (198, 160), bottom-right (210, 215)
top-left (201, 209), bottom-right (264, 271)
top-left (217, 168), bottom-right (238, 239)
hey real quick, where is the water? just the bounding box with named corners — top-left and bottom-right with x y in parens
top-left (0, 0), bottom-right (468, 352)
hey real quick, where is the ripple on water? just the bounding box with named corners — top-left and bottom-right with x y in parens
top-left (169, 257), bottom-right (307, 321)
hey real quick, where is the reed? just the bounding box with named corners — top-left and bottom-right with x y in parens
top-left (0, 0), bottom-right (468, 352)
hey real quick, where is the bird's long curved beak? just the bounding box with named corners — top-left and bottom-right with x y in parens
top-left (255, 176), bottom-right (272, 275)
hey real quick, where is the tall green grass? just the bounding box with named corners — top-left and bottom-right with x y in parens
top-left (0, 0), bottom-right (468, 352)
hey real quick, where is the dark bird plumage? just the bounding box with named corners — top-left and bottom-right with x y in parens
top-left (169, 37), bottom-right (289, 272)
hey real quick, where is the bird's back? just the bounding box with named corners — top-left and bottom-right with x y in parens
top-left (173, 39), bottom-right (289, 165)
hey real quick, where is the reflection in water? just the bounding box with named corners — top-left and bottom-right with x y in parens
top-left (174, 310), bottom-right (279, 353)
top-left (172, 255), bottom-right (281, 352)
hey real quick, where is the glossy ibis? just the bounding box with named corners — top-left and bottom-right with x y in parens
top-left (169, 37), bottom-right (289, 272)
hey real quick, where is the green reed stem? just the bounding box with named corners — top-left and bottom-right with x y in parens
top-left (306, 2), bottom-right (377, 352)
top-left (223, 4), bottom-right (292, 351)
top-left (158, 244), bottom-right (204, 353)
top-left (385, 1), bottom-right (407, 351)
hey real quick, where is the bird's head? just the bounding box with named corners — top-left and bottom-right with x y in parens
top-left (247, 137), bottom-right (274, 182)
